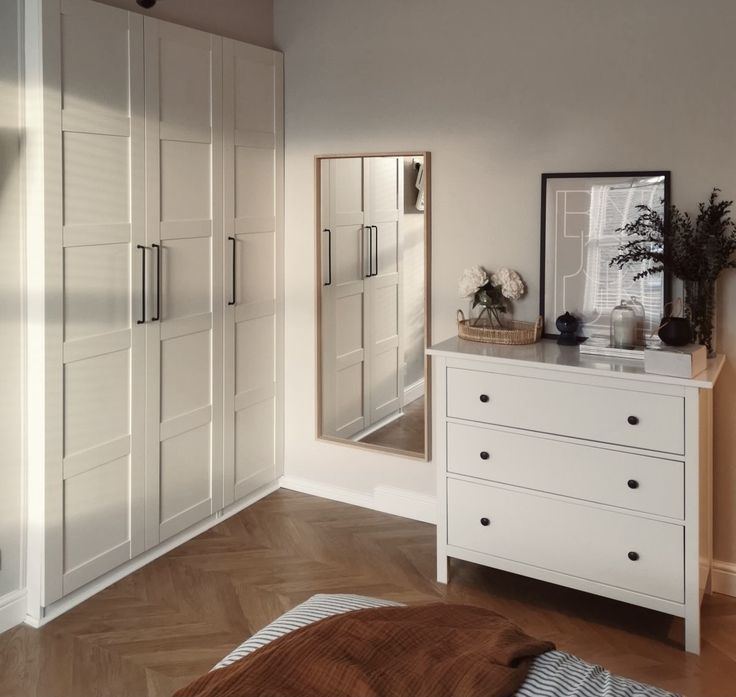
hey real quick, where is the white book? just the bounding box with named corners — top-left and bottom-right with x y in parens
top-left (644, 343), bottom-right (707, 379)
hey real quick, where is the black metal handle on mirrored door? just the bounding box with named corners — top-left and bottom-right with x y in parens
top-left (228, 236), bottom-right (236, 305)
top-left (323, 229), bottom-right (332, 286)
top-left (137, 244), bottom-right (146, 324)
top-left (151, 243), bottom-right (161, 321)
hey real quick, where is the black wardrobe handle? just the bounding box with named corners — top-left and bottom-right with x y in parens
top-left (228, 236), bottom-right (236, 306)
top-left (365, 225), bottom-right (373, 278)
top-left (323, 229), bottom-right (332, 286)
top-left (151, 243), bottom-right (161, 322)
top-left (372, 225), bottom-right (379, 276)
top-left (137, 244), bottom-right (146, 324)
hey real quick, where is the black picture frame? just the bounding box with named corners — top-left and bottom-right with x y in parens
top-left (539, 170), bottom-right (672, 340)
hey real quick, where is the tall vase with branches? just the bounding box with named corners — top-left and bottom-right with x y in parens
top-left (610, 188), bottom-right (736, 356)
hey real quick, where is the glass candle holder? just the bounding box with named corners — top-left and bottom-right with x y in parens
top-left (610, 301), bottom-right (637, 349)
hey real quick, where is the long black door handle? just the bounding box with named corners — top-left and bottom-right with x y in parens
top-left (228, 236), bottom-right (236, 305)
top-left (136, 244), bottom-right (146, 324)
top-left (365, 225), bottom-right (373, 278)
top-left (323, 228), bottom-right (332, 286)
top-left (372, 225), bottom-right (379, 276)
top-left (151, 243), bottom-right (161, 321)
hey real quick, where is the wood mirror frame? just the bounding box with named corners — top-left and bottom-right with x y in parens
top-left (314, 152), bottom-right (432, 461)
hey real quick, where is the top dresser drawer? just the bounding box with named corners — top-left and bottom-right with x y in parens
top-left (446, 368), bottom-right (684, 454)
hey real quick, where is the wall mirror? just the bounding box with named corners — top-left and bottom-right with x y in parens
top-left (316, 153), bottom-right (431, 459)
top-left (540, 171), bottom-right (670, 340)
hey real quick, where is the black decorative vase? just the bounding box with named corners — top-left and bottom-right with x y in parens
top-left (657, 316), bottom-right (692, 347)
top-left (556, 312), bottom-right (579, 346)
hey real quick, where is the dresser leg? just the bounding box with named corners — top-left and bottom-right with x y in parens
top-left (684, 606), bottom-right (701, 655)
top-left (437, 553), bottom-right (448, 584)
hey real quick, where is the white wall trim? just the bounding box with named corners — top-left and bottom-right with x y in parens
top-left (0, 589), bottom-right (27, 634)
top-left (279, 476), bottom-right (436, 524)
top-left (25, 481), bottom-right (280, 627)
top-left (712, 560), bottom-right (736, 597)
top-left (403, 378), bottom-right (425, 406)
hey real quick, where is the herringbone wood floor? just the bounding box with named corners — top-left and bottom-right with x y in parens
top-left (2, 489), bottom-right (736, 697)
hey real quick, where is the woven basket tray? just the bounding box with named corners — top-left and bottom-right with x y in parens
top-left (457, 310), bottom-right (543, 345)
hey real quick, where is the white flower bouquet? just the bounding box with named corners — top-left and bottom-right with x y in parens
top-left (458, 265), bottom-right (526, 328)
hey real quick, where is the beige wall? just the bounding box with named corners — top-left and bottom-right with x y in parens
top-left (274, 0), bottom-right (736, 561)
top-left (0, 0), bottom-right (25, 598)
top-left (97, 0), bottom-right (273, 47)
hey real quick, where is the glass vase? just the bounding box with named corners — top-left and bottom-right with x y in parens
top-left (684, 279), bottom-right (716, 357)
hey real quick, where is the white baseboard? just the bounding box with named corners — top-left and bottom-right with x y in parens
top-left (403, 378), bottom-right (425, 405)
top-left (0, 589), bottom-right (27, 634)
top-left (279, 476), bottom-right (436, 524)
top-left (712, 560), bottom-right (736, 597)
top-left (26, 481), bottom-right (280, 627)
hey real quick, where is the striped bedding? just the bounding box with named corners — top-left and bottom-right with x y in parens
top-left (214, 594), bottom-right (680, 697)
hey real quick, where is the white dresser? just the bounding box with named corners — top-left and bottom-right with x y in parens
top-left (427, 337), bottom-right (724, 654)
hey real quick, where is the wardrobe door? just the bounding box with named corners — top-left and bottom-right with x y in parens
top-left (144, 19), bottom-right (223, 546)
top-left (364, 157), bottom-right (404, 425)
top-left (320, 158), bottom-right (367, 439)
top-left (223, 40), bottom-right (283, 505)
top-left (55, 0), bottom-right (145, 600)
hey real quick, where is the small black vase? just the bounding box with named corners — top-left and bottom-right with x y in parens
top-left (556, 312), bottom-right (580, 346)
top-left (658, 317), bottom-right (692, 346)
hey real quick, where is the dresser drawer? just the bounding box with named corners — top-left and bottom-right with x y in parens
top-left (446, 368), bottom-right (684, 454)
top-left (447, 423), bottom-right (684, 518)
top-left (447, 478), bottom-right (684, 602)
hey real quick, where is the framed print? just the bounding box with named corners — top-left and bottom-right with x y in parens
top-left (540, 171), bottom-right (670, 340)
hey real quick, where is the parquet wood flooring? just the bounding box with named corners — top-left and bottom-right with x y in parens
top-left (360, 398), bottom-right (425, 454)
top-left (1, 489), bottom-right (736, 696)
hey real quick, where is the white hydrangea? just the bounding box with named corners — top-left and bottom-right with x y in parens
top-left (458, 265), bottom-right (489, 298)
top-left (491, 267), bottom-right (526, 300)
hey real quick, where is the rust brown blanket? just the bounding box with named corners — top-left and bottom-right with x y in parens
top-left (173, 603), bottom-right (554, 697)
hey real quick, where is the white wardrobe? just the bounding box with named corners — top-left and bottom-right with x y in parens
top-left (320, 157), bottom-right (404, 439)
top-left (24, 0), bottom-right (283, 617)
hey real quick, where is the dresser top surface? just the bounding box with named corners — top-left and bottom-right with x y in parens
top-left (427, 337), bottom-right (724, 389)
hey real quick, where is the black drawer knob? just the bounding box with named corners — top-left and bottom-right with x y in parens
top-left (628, 551), bottom-right (639, 561)
top-left (480, 451), bottom-right (490, 460)
top-left (479, 394), bottom-right (490, 403)
top-left (480, 517), bottom-right (491, 527)
top-left (627, 479), bottom-right (639, 489)
top-left (627, 415), bottom-right (639, 426)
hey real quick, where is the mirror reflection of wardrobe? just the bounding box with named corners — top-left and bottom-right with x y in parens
top-left (318, 153), bottom-right (430, 458)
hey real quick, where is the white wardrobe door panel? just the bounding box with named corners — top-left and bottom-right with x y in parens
top-left (235, 315), bottom-right (274, 396)
top-left (333, 158), bottom-right (363, 218)
top-left (63, 243), bottom-right (129, 342)
top-left (235, 231), bottom-right (274, 307)
top-left (160, 424), bottom-right (212, 524)
top-left (335, 292), bottom-right (364, 359)
top-left (160, 331), bottom-right (211, 422)
top-left (235, 147), bottom-right (275, 220)
top-left (60, 5), bottom-right (130, 123)
top-left (336, 363), bottom-right (365, 436)
top-left (234, 56), bottom-right (274, 134)
top-left (377, 221), bottom-right (399, 275)
top-left (63, 350), bottom-right (130, 457)
top-left (367, 157), bottom-right (400, 213)
top-left (372, 283), bottom-right (398, 343)
top-left (223, 38), bottom-right (281, 506)
top-left (334, 225), bottom-right (364, 285)
top-left (161, 237), bottom-right (212, 321)
top-left (145, 17), bottom-right (221, 548)
top-left (372, 346), bottom-right (400, 412)
top-left (161, 141), bottom-right (212, 221)
top-left (159, 38), bottom-right (212, 132)
top-left (63, 455), bottom-right (129, 572)
top-left (63, 132), bottom-right (130, 225)
top-left (234, 400), bottom-right (274, 492)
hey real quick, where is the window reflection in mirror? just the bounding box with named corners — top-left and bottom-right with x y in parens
top-left (317, 153), bottom-right (430, 458)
